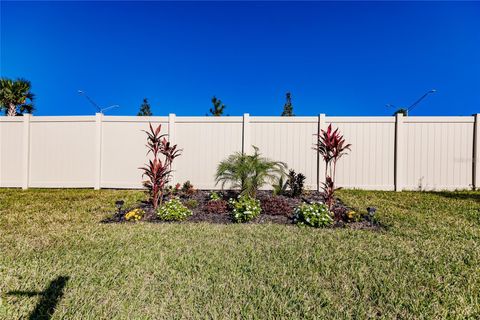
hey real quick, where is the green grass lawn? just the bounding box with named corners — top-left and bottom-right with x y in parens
top-left (1, 189), bottom-right (479, 319)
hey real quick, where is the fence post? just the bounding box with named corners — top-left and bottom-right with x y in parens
top-left (242, 113), bottom-right (250, 154)
top-left (394, 113), bottom-right (404, 191)
top-left (474, 114), bottom-right (479, 190)
top-left (21, 114), bottom-right (31, 190)
top-left (94, 113), bottom-right (103, 190)
top-left (168, 113), bottom-right (176, 184)
top-left (317, 114), bottom-right (326, 191)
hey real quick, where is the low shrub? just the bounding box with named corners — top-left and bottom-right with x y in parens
top-left (205, 199), bottom-right (228, 214)
top-left (157, 198), bottom-right (192, 221)
top-left (294, 202), bottom-right (333, 227)
top-left (330, 206), bottom-right (362, 222)
top-left (181, 181), bottom-right (196, 196)
top-left (229, 195), bottom-right (261, 223)
top-left (165, 183), bottom-right (181, 198)
top-left (260, 196), bottom-right (293, 216)
top-left (272, 175), bottom-right (288, 196)
top-left (209, 191), bottom-right (222, 201)
top-left (287, 170), bottom-right (306, 197)
top-left (184, 199), bottom-right (198, 209)
top-left (332, 205), bottom-right (347, 221)
top-left (124, 208), bottom-right (145, 222)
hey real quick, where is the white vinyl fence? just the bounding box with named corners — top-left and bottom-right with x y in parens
top-left (1, 114), bottom-right (478, 191)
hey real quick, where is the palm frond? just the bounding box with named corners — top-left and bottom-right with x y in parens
top-left (215, 146), bottom-right (286, 197)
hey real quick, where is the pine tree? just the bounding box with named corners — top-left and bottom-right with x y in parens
top-left (137, 98), bottom-right (153, 116)
top-left (209, 96), bottom-right (226, 116)
top-left (281, 92), bottom-right (294, 116)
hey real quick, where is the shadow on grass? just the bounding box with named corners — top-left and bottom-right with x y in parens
top-left (430, 191), bottom-right (480, 202)
top-left (8, 276), bottom-right (69, 320)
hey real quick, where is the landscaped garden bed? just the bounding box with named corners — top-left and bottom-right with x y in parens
top-left (102, 190), bottom-right (380, 229)
top-left (103, 189), bottom-right (380, 230)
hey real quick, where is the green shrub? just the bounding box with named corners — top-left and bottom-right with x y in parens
top-left (229, 195), bottom-right (261, 223)
top-left (184, 199), bottom-right (198, 209)
top-left (157, 198), bottom-right (192, 221)
top-left (294, 202), bottom-right (333, 227)
top-left (272, 175), bottom-right (288, 196)
top-left (181, 181), bottom-right (196, 196)
top-left (209, 191), bottom-right (222, 201)
top-left (287, 170), bottom-right (306, 197)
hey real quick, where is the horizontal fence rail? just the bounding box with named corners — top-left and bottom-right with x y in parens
top-left (0, 113), bottom-right (478, 191)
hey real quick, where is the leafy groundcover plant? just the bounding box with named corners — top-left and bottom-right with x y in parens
top-left (229, 195), bottom-right (261, 223)
top-left (157, 198), bottom-right (192, 221)
top-left (260, 196), bottom-right (293, 216)
top-left (293, 202), bottom-right (333, 228)
top-left (205, 199), bottom-right (228, 214)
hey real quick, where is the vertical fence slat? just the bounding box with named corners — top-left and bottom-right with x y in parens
top-left (21, 114), bottom-right (31, 190)
top-left (169, 113), bottom-right (176, 184)
top-left (474, 114), bottom-right (480, 190)
top-left (242, 113), bottom-right (250, 154)
top-left (394, 113), bottom-right (404, 191)
top-left (94, 113), bottom-right (103, 190)
top-left (317, 114), bottom-right (326, 191)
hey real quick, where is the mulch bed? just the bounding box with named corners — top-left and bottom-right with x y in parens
top-left (102, 190), bottom-right (380, 230)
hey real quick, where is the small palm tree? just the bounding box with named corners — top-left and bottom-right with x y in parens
top-left (209, 96), bottom-right (226, 116)
top-left (215, 146), bottom-right (286, 197)
top-left (0, 78), bottom-right (35, 116)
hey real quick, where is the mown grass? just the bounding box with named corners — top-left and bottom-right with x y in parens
top-left (0, 189), bottom-right (479, 319)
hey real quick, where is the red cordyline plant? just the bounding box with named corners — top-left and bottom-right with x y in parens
top-left (315, 124), bottom-right (351, 211)
top-left (140, 123), bottom-right (181, 209)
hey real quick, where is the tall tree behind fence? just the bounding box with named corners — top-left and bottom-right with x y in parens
top-left (0, 114), bottom-right (478, 191)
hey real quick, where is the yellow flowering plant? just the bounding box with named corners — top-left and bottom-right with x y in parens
top-left (124, 208), bottom-right (145, 222)
top-left (346, 210), bottom-right (362, 222)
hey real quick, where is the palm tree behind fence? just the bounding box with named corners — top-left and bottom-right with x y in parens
top-left (0, 78), bottom-right (35, 116)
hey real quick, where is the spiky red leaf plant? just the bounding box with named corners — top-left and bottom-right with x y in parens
top-left (140, 123), bottom-right (182, 209)
top-left (315, 124), bottom-right (352, 182)
top-left (315, 124), bottom-right (351, 210)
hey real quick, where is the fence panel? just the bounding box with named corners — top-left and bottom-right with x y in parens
top-left (327, 117), bottom-right (395, 190)
top-left (0, 119), bottom-right (24, 187)
top-left (250, 117), bottom-right (318, 189)
top-left (28, 117), bottom-right (96, 188)
top-left (174, 117), bottom-right (243, 189)
top-left (101, 116), bottom-right (168, 188)
top-left (0, 114), bottom-right (477, 191)
top-left (402, 117), bottom-right (474, 190)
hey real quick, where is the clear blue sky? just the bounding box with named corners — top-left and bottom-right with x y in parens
top-left (1, 1), bottom-right (479, 116)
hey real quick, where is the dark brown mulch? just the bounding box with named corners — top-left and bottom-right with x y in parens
top-left (101, 189), bottom-right (380, 230)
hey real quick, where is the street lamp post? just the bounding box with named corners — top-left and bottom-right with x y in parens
top-left (78, 90), bottom-right (119, 114)
top-left (386, 89), bottom-right (436, 116)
